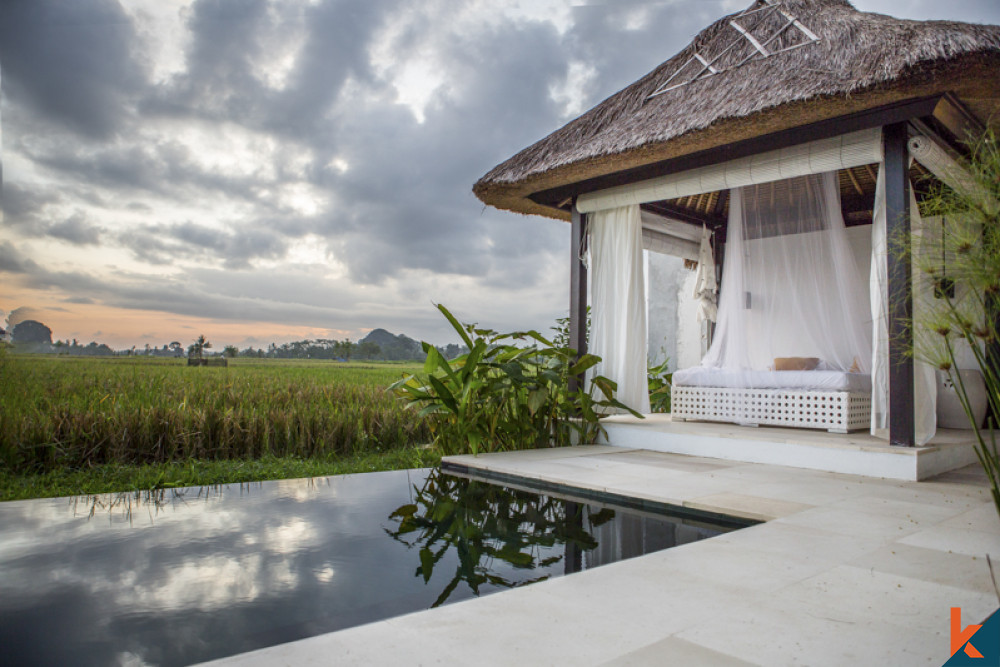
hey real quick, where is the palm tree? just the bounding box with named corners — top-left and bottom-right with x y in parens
top-left (192, 334), bottom-right (212, 359)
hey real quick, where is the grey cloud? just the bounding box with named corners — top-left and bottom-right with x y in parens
top-left (115, 220), bottom-right (289, 269)
top-left (0, 241), bottom-right (41, 275)
top-left (1, 182), bottom-right (62, 227)
top-left (853, 0), bottom-right (1000, 22)
top-left (1, 186), bottom-right (103, 245)
top-left (261, 0), bottom-right (395, 138)
top-left (168, 221), bottom-right (289, 269)
top-left (6, 305), bottom-right (47, 327)
top-left (311, 17), bottom-right (572, 284)
top-left (0, 0), bottom-right (145, 140)
top-left (145, 0), bottom-right (396, 145)
top-left (48, 212), bottom-right (103, 245)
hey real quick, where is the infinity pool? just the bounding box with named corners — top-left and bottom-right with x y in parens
top-left (0, 468), bottom-right (742, 666)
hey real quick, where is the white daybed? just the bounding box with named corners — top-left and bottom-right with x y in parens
top-left (671, 367), bottom-right (871, 433)
top-left (666, 169), bottom-right (877, 435)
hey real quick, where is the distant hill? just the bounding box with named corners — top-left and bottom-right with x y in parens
top-left (359, 328), bottom-right (422, 361)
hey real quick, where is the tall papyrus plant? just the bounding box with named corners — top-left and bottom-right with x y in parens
top-left (905, 128), bottom-right (1000, 519)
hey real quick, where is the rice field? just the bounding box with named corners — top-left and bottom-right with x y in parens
top-left (0, 355), bottom-right (429, 474)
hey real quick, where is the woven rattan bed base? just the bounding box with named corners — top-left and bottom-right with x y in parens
top-left (671, 386), bottom-right (871, 433)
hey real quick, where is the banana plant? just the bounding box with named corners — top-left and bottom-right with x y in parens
top-left (389, 304), bottom-right (642, 455)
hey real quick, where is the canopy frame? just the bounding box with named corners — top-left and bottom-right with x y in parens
top-left (566, 98), bottom-right (984, 447)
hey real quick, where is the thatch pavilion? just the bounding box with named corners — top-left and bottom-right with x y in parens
top-left (474, 0), bottom-right (1000, 477)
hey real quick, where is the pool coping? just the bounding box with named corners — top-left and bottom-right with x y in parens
top-left (441, 459), bottom-right (759, 530)
top-left (202, 445), bottom-right (1000, 666)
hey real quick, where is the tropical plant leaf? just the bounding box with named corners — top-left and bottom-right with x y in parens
top-left (568, 354), bottom-right (601, 376)
top-left (419, 547), bottom-right (434, 583)
top-left (436, 303), bottom-right (474, 350)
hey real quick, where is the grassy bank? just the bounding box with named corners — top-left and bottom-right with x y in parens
top-left (0, 355), bottom-right (432, 499)
top-left (0, 447), bottom-right (442, 501)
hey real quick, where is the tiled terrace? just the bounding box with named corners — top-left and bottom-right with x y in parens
top-left (206, 445), bottom-right (999, 666)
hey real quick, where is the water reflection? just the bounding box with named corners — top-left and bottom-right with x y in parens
top-left (0, 468), bottom-right (733, 666)
top-left (386, 470), bottom-right (728, 607)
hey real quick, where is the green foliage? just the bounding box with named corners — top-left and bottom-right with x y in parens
top-left (385, 470), bottom-right (601, 607)
top-left (0, 448), bottom-right (441, 502)
top-left (647, 358), bottom-right (673, 413)
top-left (359, 340), bottom-right (381, 359)
top-left (907, 127), bottom-right (1000, 517)
top-left (390, 304), bottom-right (642, 456)
top-left (552, 306), bottom-right (590, 349)
top-left (0, 356), bottom-right (429, 474)
top-left (191, 334), bottom-right (211, 359)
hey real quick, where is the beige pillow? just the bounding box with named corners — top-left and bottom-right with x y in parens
top-left (774, 357), bottom-right (820, 371)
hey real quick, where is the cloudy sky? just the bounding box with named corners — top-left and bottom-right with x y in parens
top-left (2, 0), bottom-right (998, 350)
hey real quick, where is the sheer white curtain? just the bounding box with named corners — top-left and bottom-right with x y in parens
top-left (589, 204), bottom-right (651, 414)
top-left (701, 171), bottom-right (871, 379)
top-left (870, 168), bottom-right (890, 434)
top-left (869, 166), bottom-right (937, 444)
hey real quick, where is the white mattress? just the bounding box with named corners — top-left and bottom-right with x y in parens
top-left (672, 367), bottom-right (872, 393)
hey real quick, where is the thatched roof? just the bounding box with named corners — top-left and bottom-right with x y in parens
top-left (474, 0), bottom-right (1000, 220)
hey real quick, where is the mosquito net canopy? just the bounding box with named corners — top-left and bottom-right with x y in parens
top-left (700, 171), bottom-right (872, 379)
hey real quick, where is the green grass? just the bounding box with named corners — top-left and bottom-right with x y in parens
top-left (0, 447), bottom-right (442, 502)
top-left (0, 354), bottom-right (433, 499)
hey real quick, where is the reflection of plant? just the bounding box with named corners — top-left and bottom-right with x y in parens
top-left (385, 470), bottom-right (604, 607)
top-left (390, 304), bottom-right (641, 456)
top-left (904, 128), bottom-right (999, 519)
top-left (647, 358), bottom-right (673, 413)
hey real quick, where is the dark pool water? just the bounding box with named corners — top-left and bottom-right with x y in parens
top-left (0, 468), bottom-right (735, 666)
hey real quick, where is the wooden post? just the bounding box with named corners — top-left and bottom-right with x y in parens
top-left (884, 122), bottom-right (915, 447)
top-left (569, 205), bottom-right (588, 393)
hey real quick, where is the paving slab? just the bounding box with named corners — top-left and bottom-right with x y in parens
top-left (203, 446), bottom-right (1000, 667)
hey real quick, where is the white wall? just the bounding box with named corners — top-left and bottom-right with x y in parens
top-left (646, 250), bottom-right (703, 371)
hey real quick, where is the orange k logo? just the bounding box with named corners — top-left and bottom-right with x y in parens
top-left (952, 607), bottom-right (984, 658)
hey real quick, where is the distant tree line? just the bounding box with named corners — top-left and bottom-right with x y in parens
top-left (2, 320), bottom-right (469, 362)
top-left (231, 337), bottom-right (468, 362)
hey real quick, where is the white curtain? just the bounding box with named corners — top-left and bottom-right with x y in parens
top-left (870, 168), bottom-right (890, 435)
top-left (589, 204), bottom-right (651, 414)
top-left (701, 171), bottom-right (871, 378)
top-left (869, 166), bottom-right (937, 444)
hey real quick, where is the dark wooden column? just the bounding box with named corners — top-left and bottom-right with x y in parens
top-left (884, 122), bottom-right (915, 447)
top-left (568, 205), bottom-right (588, 393)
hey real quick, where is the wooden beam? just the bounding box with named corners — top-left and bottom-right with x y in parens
top-left (884, 122), bottom-right (915, 447)
top-left (641, 201), bottom-right (727, 231)
top-left (713, 189), bottom-right (730, 218)
top-left (569, 205), bottom-right (588, 393)
top-left (931, 93), bottom-right (985, 148)
top-left (529, 95), bottom-right (946, 210)
top-left (845, 167), bottom-right (865, 197)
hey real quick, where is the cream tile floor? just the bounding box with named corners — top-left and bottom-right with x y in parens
top-left (203, 447), bottom-right (999, 667)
